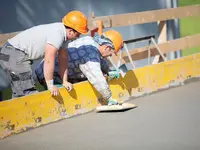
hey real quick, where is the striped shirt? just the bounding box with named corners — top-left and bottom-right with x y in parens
top-left (35, 36), bottom-right (112, 100)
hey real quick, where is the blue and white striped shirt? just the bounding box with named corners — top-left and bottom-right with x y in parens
top-left (35, 36), bottom-right (111, 100)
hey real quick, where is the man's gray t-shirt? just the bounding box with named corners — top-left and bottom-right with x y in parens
top-left (8, 22), bottom-right (68, 60)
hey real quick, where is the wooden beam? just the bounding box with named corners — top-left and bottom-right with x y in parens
top-left (157, 21), bottom-right (167, 43)
top-left (152, 20), bottom-right (167, 64)
top-left (0, 32), bottom-right (20, 47)
top-left (1, 5), bottom-right (200, 47)
top-left (122, 34), bottom-right (200, 62)
top-left (88, 5), bottom-right (200, 29)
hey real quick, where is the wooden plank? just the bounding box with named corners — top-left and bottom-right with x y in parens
top-left (152, 20), bottom-right (167, 64)
top-left (88, 5), bottom-right (200, 29)
top-left (122, 34), bottom-right (200, 63)
top-left (0, 32), bottom-right (20, 47)
top-left (1, 5), bottom-right (200, 47)
top-left (157, 21), bottom-right (167, 43)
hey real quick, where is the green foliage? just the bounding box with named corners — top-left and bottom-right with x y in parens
top-left (179, 0), bottom-right (200, 56)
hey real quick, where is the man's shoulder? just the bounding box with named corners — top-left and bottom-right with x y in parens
top-left (37, 22), bottom-right (63, 28)
top-left (14, 22), bottom-right (64, 38)
top-left (68, 36), bottom-right (97, 48)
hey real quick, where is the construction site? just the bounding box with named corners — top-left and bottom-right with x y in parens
top-left (0, 0), bottom-right (200, 149)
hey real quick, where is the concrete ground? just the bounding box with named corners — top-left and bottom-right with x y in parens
top-left (1, 81), bottom-right (200, 150)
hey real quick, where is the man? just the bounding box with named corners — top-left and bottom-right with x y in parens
top-left (0, 10), bottom-right (88, 98)
top-left (35, 30), bottom-right (124, 105)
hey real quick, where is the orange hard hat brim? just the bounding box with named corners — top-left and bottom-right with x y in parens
top-left (78, 28), bottom-right (89, 34)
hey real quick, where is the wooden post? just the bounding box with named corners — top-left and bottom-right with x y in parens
top-left (152, 21), bottom-right (167, 64)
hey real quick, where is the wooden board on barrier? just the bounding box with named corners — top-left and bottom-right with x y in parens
top-left (96, 103), bottom-right (137, 112)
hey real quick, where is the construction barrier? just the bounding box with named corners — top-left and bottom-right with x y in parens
top-left (1, 4), bottom-right (200, 139)
top-left (1, 52), bottom-right (200, 139)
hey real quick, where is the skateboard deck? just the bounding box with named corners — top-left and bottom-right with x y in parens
top-left (96, 102), bottom-right (137, 112)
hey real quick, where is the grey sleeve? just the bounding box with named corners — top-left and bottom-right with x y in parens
top-left (46, 30), bottom-right (65, 50)
top-left (79, 61), bottom-right (112, 100)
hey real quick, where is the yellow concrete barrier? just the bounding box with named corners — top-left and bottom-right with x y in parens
top-left (1, 53), bottom-right (200, 139)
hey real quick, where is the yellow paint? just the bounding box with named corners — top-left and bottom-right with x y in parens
top-left (1, 53), bottom-right (200, 139)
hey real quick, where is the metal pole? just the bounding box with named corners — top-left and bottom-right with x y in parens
top-left (124, 43), bottom-right (136, 69)
top-left (166, 0), bottom-right (181, 59)
top-left (108, 56), bottom-right (119, 71)
top-left (173, 0), bottom-right (181, 58)
top-left (148, 40), bottom-right (151, 65)
top-left (117, 50), bottom-right (122, 68)
top-left (0, 92), bottom-right (2, 101)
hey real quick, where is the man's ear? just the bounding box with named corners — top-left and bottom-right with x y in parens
top-left (104, 45), bottom-right (109, 50)
top-left (68, 29), bottom-right (72, 34)
top-left (105, 45), bottom-right (109, 48)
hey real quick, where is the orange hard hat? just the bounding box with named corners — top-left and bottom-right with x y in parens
top-left (103, 30), bottom-right (123, 53)
top-left (62, 11), bottom-right (88, 34)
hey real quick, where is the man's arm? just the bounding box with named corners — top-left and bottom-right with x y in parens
top-left (58, 48), bottom-right (68, 83)
top-left (44, 44), bottom-right (57, 82)
top-left (57, 42), bottom-right (73, 91)
top-left (44, 43), bottom-right (61, 96)
top-left (44, 29), bottom-right (64, 88)
top-left (80, 61), bottom-right (112, 100)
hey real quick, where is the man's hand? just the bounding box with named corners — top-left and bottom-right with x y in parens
top-left (46, 79), bottom-right (60, 96)
top-left (108, 98), bottom-right (118, 106)
top-left (108, 70), bottom-right (120, 79)
top-left (63, 81), bottom-right (73, 91)
top-left (49, 85), bottom-right (60, 96)
top-left (53, 82), bottom-right (73, 92)
top-left (44, 43), bottom-right (58, 96)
